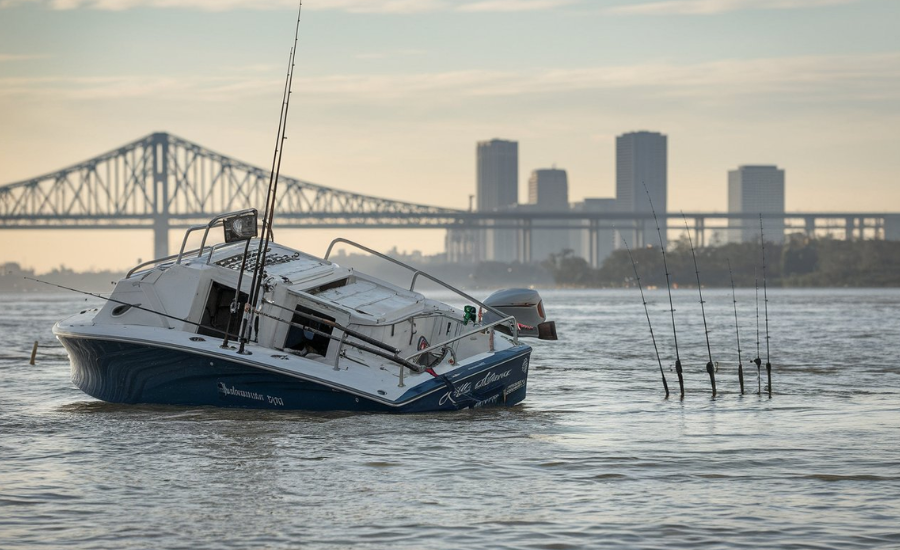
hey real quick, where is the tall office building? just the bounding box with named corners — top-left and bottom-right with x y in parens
top-left (477, 139), bottom-right (518, 212)
top-left (528, 168), bottom-right (570, 262)
top-left (728, 165), bottom-right (785, 244)
top-left (477, 139), bottom-right (519, 261)
top-left (528, 168), bottom-right (569, 210)
top-left (616, 131), bottom-right (667, 248)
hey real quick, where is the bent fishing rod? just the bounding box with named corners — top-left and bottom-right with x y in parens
top-left (240, 1), bottom-right (304, 355)
top-left (644, 185), bottom-right (684, 397)
top-left (754, 270), bottom-right (762, 394)
top-left (24, 277), bottom-right (233, 338)
top-left (760, 215), bottom-right (772, 397)
top-left (681, 212), bottom-right (716, 397)
top-left (622, 236), bottom-right (670, 398)
top-left (727, 259), bottom-right (745, 395)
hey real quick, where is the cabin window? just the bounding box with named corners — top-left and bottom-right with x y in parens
top-left (283, 304), bottom-right (334, 357)
top-left (199, 281), bottom-right (248, 339)
top-left (111, 303), bottom-right (135, 317)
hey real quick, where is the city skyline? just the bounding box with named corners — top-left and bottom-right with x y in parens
top-left (1, 0), bottom-right (898, 270)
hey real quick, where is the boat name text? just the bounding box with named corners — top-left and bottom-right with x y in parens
top-left (218, 382), bottom-right (284, 406)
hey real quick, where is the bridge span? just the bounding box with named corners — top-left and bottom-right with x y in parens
top-left (2, 132), bottom-right (898, 264)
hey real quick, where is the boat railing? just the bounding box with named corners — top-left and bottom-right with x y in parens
top-left (401, 316), bottom-right (511, 362)
top-left (126, 248), bottom-right (205, 278)
top-left (290, 290), bottom-right (516, 363)
top-left (260, 296), bottom-right (514, 386)
top-left (324, 237), bottom-right (518, 342)
top-left (125, 209), bottom-right (259, 278)
top-left (177, 208), bottom-right (258, 265)
top-left (256, 299), bottom-right (427, 375)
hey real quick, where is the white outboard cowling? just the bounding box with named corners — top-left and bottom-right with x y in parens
top-left (482, 288), bottom-right (558, 340)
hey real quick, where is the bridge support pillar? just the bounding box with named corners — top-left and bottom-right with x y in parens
top-left (152, 133), bottom-right (170, 259)
top-left (153, 219), bottom-right (169, 260)
top-left (519, 220), bottom-right (532, 264)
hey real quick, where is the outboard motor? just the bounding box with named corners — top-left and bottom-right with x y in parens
top-left (482, 288), bottom-right (558, 340)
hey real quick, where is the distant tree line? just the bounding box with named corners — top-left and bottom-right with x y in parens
top-left (541, 235), bottom-right (900, 288)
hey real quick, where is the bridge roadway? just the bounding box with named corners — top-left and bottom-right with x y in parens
top-left (1, 132), bottom-right (898, 263)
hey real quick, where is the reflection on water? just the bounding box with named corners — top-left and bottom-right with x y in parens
top-left (2, 290), bottom-right (900, 549)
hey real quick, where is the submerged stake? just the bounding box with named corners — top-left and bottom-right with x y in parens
top-left (30, 341), bottom-right (37, 365)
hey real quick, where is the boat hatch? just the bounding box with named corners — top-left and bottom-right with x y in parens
top-left (303, 278), bottom-right (349, 295)
top-left (199, 281), bottom-right (247, 338)
top-left (284, 305), bottom-right (335, 357)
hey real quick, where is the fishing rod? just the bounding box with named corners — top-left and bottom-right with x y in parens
top-left (754, 270), bottom-right (762, 395)
top-left (727, 259), bottom-right (744, 395)
top-left (622, 236), bottom-right (670, 398)
top-left (240, 2), bottom-right (304, 355)
top-left (24, 277), bottom-right (233, 338)
top-left (644, 184), bottom-right (684, 397)
top-left (681, 212), bottom-right (716, 397)
top-left (760, 215), bottom-right (772, 397)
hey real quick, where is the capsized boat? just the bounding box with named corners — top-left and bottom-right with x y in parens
top-left (53, 211), bottom-right (557, 412)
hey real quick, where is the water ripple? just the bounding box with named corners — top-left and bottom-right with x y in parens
top-left (2, 290), bottom-right (900, 549)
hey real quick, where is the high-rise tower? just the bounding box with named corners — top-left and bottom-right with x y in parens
top-left (728, 165), bottom-right (785, 244)
top-left (476, 139), bottom-right (519, 261)
top-left (528, 168), bottom-right (569, 211)
top-left (477, 139), bottom-right (518, 212)
top-left (616, 131), bottom-right (667, 248)
top-left (527, 168), bottom-right (570, 262)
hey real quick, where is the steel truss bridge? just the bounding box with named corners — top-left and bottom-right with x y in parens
top-left (2, 132), bottom-right (898, 264)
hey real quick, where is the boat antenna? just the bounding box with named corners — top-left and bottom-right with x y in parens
top-left (681, 212), bottom-right (716, 397)
top-left (622, 235), bottom-right (670, 398)
top-left (239, 2), bottom-right (304, 355)
top-left (644, 184), bottom-right (684, 397)
top-left (727, 258), bottom-right (744, 395)
top-left (760, 214), bottom-right (772, 397)
top-left (754, 269), bottom-right (762, 394)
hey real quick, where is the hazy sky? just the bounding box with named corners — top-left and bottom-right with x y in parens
top-left (1, 0), bottom-right (899, 271)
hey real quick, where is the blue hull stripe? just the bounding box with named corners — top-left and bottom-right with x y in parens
top-left (57, 336), bottom-right (530, 412)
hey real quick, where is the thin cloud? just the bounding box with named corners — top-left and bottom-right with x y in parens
top-left (607, 0), bottom-right (859, 16)
top-left (0, 0), bottom-right (443, 11)
top-left (458, 0), bottom-right (577, 12)
top-left (355, 49), bottom-right (429, 60)
top-left (0, 53), bottom-right (49, 61)
top-left (2, 53), bottom-right (897, 104)
top-left (2, 0), bottom-right (577, 11)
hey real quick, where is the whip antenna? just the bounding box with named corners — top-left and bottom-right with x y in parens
top-left (644, 184), bottom-right (683, 397)
top-left (239, 2), bottom-right (304, 354)
top-left (682, 212), bottom-right (716, 397)
top-left (622, 236), bottom-right (669, 398)
top-left (760, 215), bottom-right (772, 397)
top-left (728, 259), bottom-right (744, 394)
